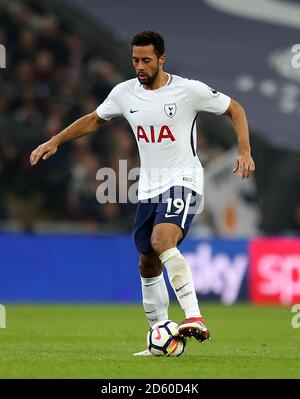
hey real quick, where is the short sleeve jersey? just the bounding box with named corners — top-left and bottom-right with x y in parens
top-left (96, 74), bottom-right (230, 200)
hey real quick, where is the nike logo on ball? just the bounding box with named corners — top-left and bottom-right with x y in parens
top-left (130, 109), bottom-right (139, 113)
top-left (154, 327), bottom-right (161, 340)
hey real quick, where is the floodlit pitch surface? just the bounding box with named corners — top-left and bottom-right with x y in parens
top-left (0, 304), bottom-right (299, 378)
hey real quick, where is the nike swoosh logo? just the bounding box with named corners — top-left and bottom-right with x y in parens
top-left (154, 326), bottom-right (161, 340)
top-left (145, 310), bottom-right (156, 314)
top-left (130, 109), bottom-right (139, 113)
top-left (175, 283), bottom-right (189, 292)
top-left (164, 214), bottom-right (178, 218)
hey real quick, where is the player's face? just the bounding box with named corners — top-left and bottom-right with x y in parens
top-left (132, 45), bottom-right (165, 85)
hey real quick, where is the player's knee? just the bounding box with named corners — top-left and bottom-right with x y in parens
top-left (139, 253), bottom-right (162, 277)
top-left (138, 256), bottom-right (152, 275)
top-left (150, 234), bottom-right (176, 256)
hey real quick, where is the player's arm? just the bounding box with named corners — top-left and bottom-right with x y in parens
top-left (30, 111), bottom-right (105, 166)
top-left (224, 99), bottom-right (255, 179)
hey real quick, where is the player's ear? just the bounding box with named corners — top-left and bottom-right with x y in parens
top-left (159, 54), bottom-right (166, 66)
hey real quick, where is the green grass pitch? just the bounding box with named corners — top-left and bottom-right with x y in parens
top-left (0, 303), bottom-right (299, 378)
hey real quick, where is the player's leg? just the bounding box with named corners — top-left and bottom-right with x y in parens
top-left (151, 187), bottom-right (210, 342)
top-left (150, 223), bottom-right (201, 319)
top-left (132, 201), bottom-right (170, 356)
top-left (139, 252), bottom-right (169, 326)
top-left (133, 200), bottom-right (170, 327)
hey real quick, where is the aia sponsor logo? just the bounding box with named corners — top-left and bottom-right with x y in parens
top-left (250, 239), bottom-right (300, 304)
top-left (137, 125), bottom-right (175, 143)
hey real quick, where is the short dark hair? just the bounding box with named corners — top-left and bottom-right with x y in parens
top-left (131, 31), bottom-right (165, 58)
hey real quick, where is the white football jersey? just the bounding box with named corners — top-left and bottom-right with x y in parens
top-left (96, 74), bottom-right (230, 200)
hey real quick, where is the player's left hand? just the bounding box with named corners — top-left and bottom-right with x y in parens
top-left (233, 152), bottom-right (255, 179)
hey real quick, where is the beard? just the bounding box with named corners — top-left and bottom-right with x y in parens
top-left (137, 66), bottom-right (159, 85)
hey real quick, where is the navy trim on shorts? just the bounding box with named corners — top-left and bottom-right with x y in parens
top-left (190, 113), bottom-right (198, 157)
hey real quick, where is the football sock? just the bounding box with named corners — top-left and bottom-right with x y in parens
top-left (159, 247), bottom-right (201, 319)
top-left (141, 273), bottom-right (169, 326)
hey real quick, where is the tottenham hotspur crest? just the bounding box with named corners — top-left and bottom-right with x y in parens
top-left (164, 103), bottom-right (177, 118)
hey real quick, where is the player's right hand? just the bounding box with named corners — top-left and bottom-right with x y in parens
top-left (30, 139), bottom-right (58, 166)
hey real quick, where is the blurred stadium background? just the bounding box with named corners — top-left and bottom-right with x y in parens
top-left (0, 0), bottom-right (300, 377)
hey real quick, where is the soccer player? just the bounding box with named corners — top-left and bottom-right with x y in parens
top-left (30, 31), bottom-right (255, 356)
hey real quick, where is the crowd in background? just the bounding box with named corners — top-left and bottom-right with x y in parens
top-left (3, 1), bottom-right (298, 235)
top-left (0, 0), bottom-right (226, 233)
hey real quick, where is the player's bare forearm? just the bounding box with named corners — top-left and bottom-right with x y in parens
top-left (53, 112), bottom-right (104, 146)
top-left (30, 111), bottom-right (105, 166)
top-left (224, 99), bottom-right (255, 179)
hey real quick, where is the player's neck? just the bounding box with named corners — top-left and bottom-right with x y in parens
top-left (143, 71), bottom-right (169, 90)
